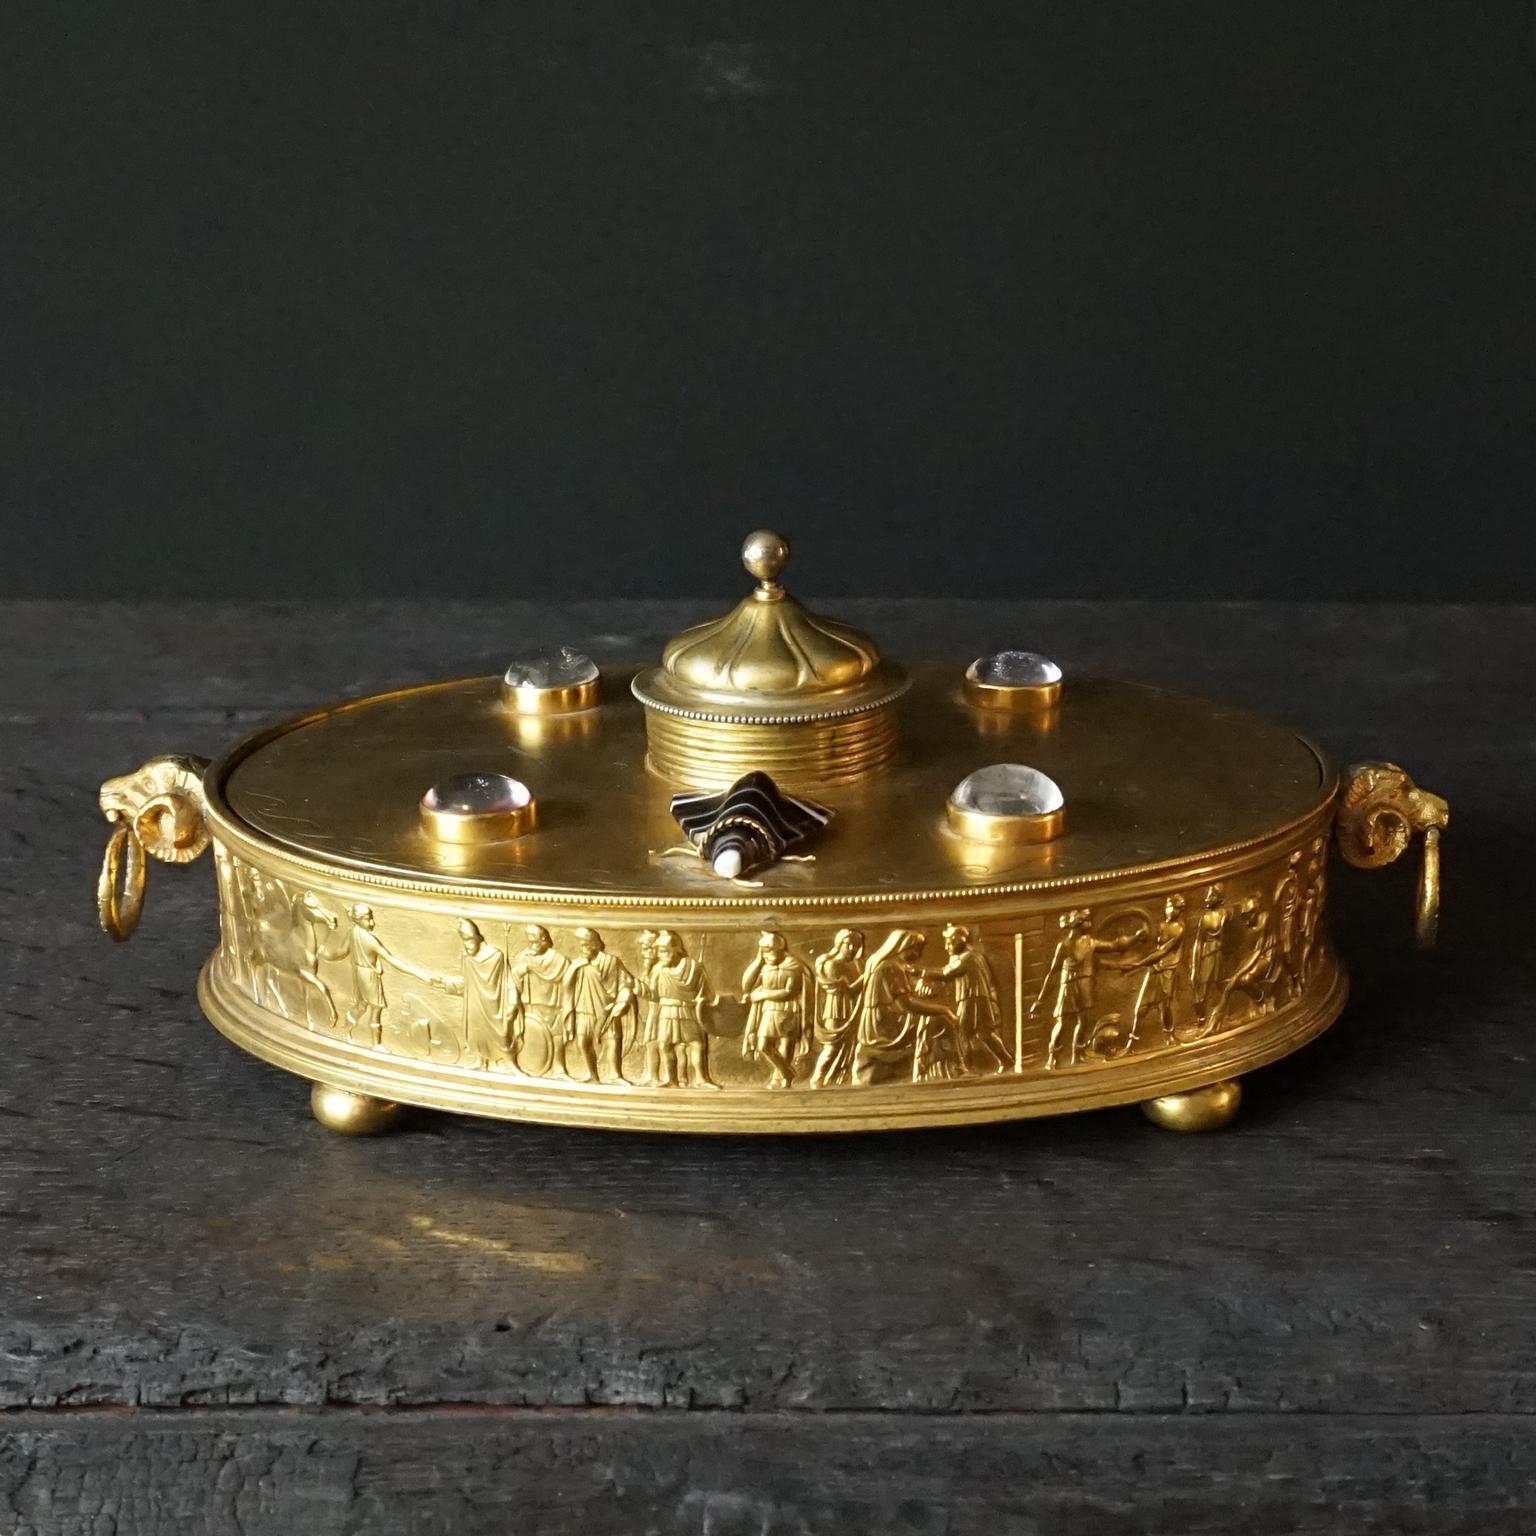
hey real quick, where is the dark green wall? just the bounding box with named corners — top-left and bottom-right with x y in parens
top-left (5, 1), bottom-right (1533, 598)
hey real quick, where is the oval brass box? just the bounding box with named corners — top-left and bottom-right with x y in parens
top-left (97, 534), bottom-right (1447, 1136)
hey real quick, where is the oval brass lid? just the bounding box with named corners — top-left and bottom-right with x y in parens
top-left (211, 665), bottom-right (1333, 907)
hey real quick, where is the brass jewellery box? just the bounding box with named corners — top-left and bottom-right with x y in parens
top-left (97, 532), bottom-right (1448, 1136)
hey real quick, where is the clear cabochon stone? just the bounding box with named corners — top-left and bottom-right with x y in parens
top-left (502, 646), bottom-right (599, 691)
top-left (969, 650), bottom-right (1063, 687)
top-left (951, 763), bottom-right (1065, 818)
top-left (422, 772), bottom-right (532, 815)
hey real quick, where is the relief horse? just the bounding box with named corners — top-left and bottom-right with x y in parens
top-left (251, 877), bottom-right (340, 1027)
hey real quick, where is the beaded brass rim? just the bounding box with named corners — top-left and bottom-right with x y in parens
top-left (631, 666), bottom-right (911, 725)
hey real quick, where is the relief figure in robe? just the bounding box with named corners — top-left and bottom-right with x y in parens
top-left (941, 924), bottom-right (1010, 1075)
top-left (810, 929), bottom-right (864, 1088)
top-left (430, 919), bottom-right (519, 1070)
top-left (851, 930), bottom-right (960, 1087)
top-left (510, 925), bottom-right (569, 1076)
top-left (562, 927), bottom-right (636, 1083)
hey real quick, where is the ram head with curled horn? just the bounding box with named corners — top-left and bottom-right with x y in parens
top-left (1335, 761), bottom-right (1449, 949)
top-left (97, 754), bottom-right (212, 941)
top-left (99, 754), bottom-right (213, 863)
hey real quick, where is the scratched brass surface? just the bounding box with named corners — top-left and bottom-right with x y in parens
top-left (217, 666), bottom-right (1332, 904)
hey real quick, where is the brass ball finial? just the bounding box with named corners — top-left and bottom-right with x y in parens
top-left (741, 529), bottom-right (790, 590)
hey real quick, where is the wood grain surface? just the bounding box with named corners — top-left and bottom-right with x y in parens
top-left (0, 600), bottom-right (1529, 1533)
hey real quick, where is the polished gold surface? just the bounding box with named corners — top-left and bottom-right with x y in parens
top-left (1141, 1079), bottom-right (1242, 1132)
top-left (1335, 761), bottom-right (1449, 949)
top-left (632, 531), bottom-right (908, 788)
top-left (309, 1081), bottom-right (404, 1135)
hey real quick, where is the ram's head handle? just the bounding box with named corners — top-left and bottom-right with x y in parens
top-left (1335, 762), bottom-right (1449, 949)
top-left (97, 754), bottom-right (211, 940)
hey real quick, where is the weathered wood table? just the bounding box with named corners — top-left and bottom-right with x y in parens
top-left (0, 601), bottom-right (1529, 1534)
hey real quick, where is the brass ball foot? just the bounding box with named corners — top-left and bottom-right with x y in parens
top-left (310, 1081), bottom-right (404, 1136)
top-left (1141, 1079), bottom-right (1242, 1133)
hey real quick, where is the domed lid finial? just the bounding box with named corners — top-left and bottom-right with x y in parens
top-left (631, 529), bottom-right (909, 772)
top-left (741, 528), bottom-right (791, 594)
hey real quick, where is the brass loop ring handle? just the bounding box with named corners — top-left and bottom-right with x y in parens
top-left (97, 819), bottom-right (148, 942)
top-left (1334, 761), bottom-right (1449, 950)
top-left (1416, 824), bottom-right (1442, 950)
top-left (96, 755), bottom-right (212, 942)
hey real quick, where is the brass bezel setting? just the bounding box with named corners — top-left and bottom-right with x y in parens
top-left (946, 798), bottom-right (1066, 847)
top-left (419, 775), bottom-right (538, 846)
top-left (963, 655), bottom-right (1064, 713)
top-left (500, 673), bottom-right (600, 716)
